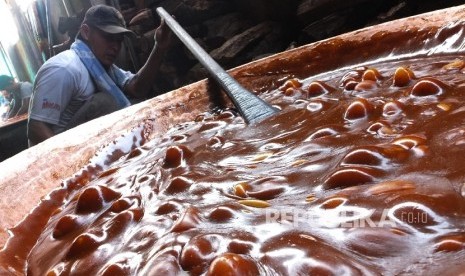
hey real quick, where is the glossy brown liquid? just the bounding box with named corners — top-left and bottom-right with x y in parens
top-left (2, 54), bottom-right (465, 275)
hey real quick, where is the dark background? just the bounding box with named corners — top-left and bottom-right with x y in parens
top-left (118, 0), bottom-right (465, 96)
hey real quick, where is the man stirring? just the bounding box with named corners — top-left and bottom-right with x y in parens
top-left (28, 5), bottom-right (172, 146)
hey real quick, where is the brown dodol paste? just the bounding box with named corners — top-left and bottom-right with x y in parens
top-left (2, 52), bottom-right (465, 275)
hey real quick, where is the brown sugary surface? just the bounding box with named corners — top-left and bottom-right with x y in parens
top-left (1, 4), bottom-right (465, 274)
top-left (6, 52), bottom-right (465, 275)
top-left (0, 80), bottom-right (213, 247)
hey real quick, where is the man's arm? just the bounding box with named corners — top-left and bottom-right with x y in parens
top-left (28, 62), bottom-right (77, 146)
top-left (6, 99), bottom-right (20, 119)
top-left (15, 97), bottom-right (30, 117)
top-left (28, 119), bottom-right (55, 146)
top-left (2, 105), bottom-right (10, 120)
top-left (124, 19), bottom-right (173, 98)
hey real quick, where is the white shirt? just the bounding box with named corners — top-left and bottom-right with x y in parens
top-left (29, 50), bottom-right (134, 133)
top-left (29, 50), bottom-right (96, 131)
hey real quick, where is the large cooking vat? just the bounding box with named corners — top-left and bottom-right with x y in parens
top-left (1, 4), bottom-right (465, 275)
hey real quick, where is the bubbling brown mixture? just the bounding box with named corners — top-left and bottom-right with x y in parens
top-left (2, 54), bottom-right (465, 275)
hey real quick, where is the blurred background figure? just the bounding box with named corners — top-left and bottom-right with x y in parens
top-left (0, 75), bottom-right (32, 119)
top-left (0, 90), bottom-right (11, 120)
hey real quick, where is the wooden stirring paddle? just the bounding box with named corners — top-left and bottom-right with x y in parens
top-left (156, 7), bottom-right (279, 124)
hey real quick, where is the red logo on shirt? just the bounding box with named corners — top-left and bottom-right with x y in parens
top-left (42, 99), bottom-right (60, 111)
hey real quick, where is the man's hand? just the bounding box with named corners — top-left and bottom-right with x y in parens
top-left (125, 17), bottom-right (174, 99)
top-left (154, 18), bottom-right (173, 53)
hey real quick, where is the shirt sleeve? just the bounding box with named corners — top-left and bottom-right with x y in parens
top-left (19, 82), bottom-right (33, 99)
top-left (111, 65), bottom-right (135, 90)
top-left (29, 66), bottom-right (76, 126)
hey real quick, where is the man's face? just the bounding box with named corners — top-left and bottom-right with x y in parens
top-left (1, 90), bottom-right (11, 100)
top-left (85, 26), bottom-right (124, 69)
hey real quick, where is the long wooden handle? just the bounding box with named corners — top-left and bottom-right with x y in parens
top-left (156, 7), bottom-right (278, 124)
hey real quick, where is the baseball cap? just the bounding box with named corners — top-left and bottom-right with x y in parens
top-left (83, 5), bottom-right (135, 37)
top-left (0, 75), bottom-right (13, 90)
